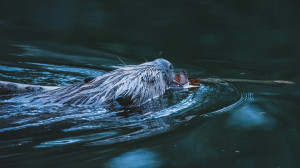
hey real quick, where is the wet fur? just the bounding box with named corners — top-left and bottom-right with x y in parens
top-left (25, 59), bottom-right (175, 107)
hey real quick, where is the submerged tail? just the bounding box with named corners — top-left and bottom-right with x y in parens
top-left (0, 81), bottom-right (59, 94)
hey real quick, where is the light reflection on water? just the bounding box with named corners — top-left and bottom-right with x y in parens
top-left (0, 44), bottom-right (241, 148)
top-left (226, 103), bottom-right (276, 130)
top-left (106, 149), bottom-right (162, 168)
top-left (0, 80), bottom-right (241, 147)
top-left (1, 43), bottom-right (298, 168)
top-left (0, 0), bottom-right (299, 166)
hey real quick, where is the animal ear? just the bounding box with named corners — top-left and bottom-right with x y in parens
top-left (115, 95), bottom-right (133, 107)
top-left (84, 77), bottom-right (95, 83)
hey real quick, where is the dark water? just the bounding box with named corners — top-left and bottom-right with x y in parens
top-left (0, 1), bottom-right (299, 168)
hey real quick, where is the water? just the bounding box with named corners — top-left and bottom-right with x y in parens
top-left (0, 1), bottom-right (299, 168)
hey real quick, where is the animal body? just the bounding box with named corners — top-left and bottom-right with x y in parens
top-left (20, 58), bottom-right (176, 107)
top-left (1, 58), bottom-right (294, 107)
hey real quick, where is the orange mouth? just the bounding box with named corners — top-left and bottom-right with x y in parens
top-left (174, 70), bottom-right (201, 86)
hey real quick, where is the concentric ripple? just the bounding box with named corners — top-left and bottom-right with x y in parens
top-left (0, 51), bottom-right (246, 150)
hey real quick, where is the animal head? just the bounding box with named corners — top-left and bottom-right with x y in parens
top-left (90, 58), bottom-right (175, 107)
top-left (144, 58), bottom-right (174, 86)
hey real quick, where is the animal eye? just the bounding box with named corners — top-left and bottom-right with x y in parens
top-left (169, 65), bottom-right (173, 69)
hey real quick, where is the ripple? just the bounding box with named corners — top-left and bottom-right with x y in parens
top-left (145, 85), bottom-right (208, 119)
top-left (35, 131), bottom-right (118, 148)
top-left (0, 82), bottom-right (243, 147)
top-left (0, 65), bottom-right (28, 72)
top-left (0, 61), bottom-right (245, 149)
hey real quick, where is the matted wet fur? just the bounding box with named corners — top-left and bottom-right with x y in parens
top-left (21, 58), bottom-right (175, 107)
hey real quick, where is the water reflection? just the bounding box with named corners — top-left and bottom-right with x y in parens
top-left (226, 103), bottom-right (276, 130)
top-left (106, 149), bottom-right (162, 168)
top-left (0, 50), bottom-right (298, 168)
top-left (35, 132), bottom-right (117, 148)
top-left (0, 0), bottom-right (299, 167)
top-left (0, 51), bottom-right (241, 151)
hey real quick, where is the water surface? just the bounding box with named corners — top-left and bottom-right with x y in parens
top-left (0, 1), bottom-right (299, 168)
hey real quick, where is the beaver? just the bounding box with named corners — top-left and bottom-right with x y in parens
top-left (19, 58), bottom-right (177, 107)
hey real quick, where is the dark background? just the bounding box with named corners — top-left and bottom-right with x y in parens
top-left (0, 1), bottom-right (299, 168)
top-left (0, 0), bottom-right (299, 69)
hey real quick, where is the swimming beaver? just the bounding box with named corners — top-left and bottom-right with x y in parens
top-left (24, 58), bottom-right (176, 107)
top-left (2, 58), bottom-right (294, 107)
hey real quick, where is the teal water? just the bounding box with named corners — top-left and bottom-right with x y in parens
top-left (0, 1), bottom-right (299, 168)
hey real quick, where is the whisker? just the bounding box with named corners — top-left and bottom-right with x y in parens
top-left (116, 56), bottom-right (126, 66)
